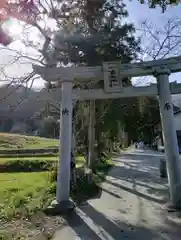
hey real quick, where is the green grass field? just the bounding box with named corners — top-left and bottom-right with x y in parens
top-left (0, 133), bottom-right (59, 150)
top-left (0, 172), bottom-right (54, 220)
top-left (0, 155), bottom-right (85, 166)
top-left (0, 156), bottom-right (58, 162)
top-left (0, 133), bottom-right (112, 239)
top-left (0, 133), bottom-right (85, 219)
top-left (0, 157), bottom-right (86, 220)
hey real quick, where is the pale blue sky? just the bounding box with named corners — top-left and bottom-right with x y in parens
top-left (126, 1), bottom-right (181, 85)
top-left (126, 1), bottom-right (181, 26)
top-left (1, 1), bottom-right (181, 88)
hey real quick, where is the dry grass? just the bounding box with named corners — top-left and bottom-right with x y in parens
top-left (0, 172), bottom-right (54, 220)
top-left (0, 171), bottom-right (63, 239)
top-left (0, 133), bottom-right (59, 150)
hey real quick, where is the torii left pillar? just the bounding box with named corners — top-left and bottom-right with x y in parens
top-left (48, 79), bottom-right (75, 213)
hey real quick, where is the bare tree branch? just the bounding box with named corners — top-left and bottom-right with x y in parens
top-left (138, 18), bottom-right (181, 61)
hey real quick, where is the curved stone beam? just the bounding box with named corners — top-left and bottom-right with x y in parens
top-left (33, 56), bottom-right (181, 82)
top-left (32, 64), bottom-right (102, 82)
top-left (119, 56), bottom-right (181, 77)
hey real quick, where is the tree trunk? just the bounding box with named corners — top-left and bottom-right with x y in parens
top-left (87, 100), bottom-right (96, 169)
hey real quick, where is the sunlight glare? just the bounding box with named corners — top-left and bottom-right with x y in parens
top-left (3, 18), bottom-right (24, 39)
top-left (9, 22), bottom-right (23, 37)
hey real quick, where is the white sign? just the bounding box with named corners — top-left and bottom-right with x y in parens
top-left (103, 61), bottom-right (122, 93)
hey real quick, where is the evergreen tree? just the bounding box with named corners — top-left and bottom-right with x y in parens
top-left (52, 0), bottom-right (140, 66)
top-left (137, 0), bottom-right (180, 12)
top-left (0, 0), bottom-right (159, 152)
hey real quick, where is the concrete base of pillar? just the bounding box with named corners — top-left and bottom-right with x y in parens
top-left (165, 202), bottom-right (181, 212)
top-left (164, 182), bottom-right (181, 212)
top-left (44, 199), bottom-right (75, 215)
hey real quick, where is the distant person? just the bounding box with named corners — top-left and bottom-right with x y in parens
top-left (138, 141), bottom-right (144, 149)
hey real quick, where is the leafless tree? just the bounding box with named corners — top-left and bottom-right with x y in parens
top-left (139, 18), bottom-right (181, 60)
top-left (0, 1), bottom-right (59, 120)
top-left (134, 18), bottom-right (181, 85)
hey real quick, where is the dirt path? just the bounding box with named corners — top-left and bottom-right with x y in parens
top-left (52, 149), bottom-right (181, 239)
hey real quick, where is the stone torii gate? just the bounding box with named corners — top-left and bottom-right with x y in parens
top-left (33, 56), bottom-right (181, 211)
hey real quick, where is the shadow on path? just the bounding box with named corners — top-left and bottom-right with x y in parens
top-left (108, 153), bottom-right (169, 202)
top-left (66, 203), bottom-right (164, 239)
top-left (57, 151), bottom-right (181, 239)
top-left (105, 178), bottom-right (166, 204)
top-left (66, 210), bottom-right (102, 240)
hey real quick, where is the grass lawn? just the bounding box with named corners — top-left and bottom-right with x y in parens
top-left (0, 155), bottom-right (85, 162)
top-left (0, 156), bottom-right (58, 163)
top-left (0, 157), bottom-right (86, 217)
top-left (0, 157), bottom-right (109, 219)
top-left (0, 156), bottom-right (113, 239)
top-left (0, 132), bottom-right (113, 239)
top-left (0, 172), bottom-right (54, 220)
top-left (0, 133), bottom-right (59, 150)
top-left (0, 172), bottom-right (57, 239)
top-left (0, 156), bottom-right (86, 172)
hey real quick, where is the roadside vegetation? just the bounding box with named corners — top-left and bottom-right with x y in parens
top-left (0, 133), bottom-right (113, 239)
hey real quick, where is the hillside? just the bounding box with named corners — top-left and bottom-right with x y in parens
top-left (0, 133), bottom-right (59, 150)
top-left (0, 85), bottom-right (60, 120)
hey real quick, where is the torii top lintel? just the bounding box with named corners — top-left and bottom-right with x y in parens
top-left (32, 56), bottom-right (181, 82)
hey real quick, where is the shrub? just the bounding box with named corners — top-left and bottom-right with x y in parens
top-left (0, 159), bottom-right (55, 173)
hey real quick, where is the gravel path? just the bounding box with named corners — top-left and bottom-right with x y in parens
top-left (52, 149), bottom-right (181, 240)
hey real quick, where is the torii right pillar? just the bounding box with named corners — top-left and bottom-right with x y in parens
top-left (156, 69), bottom-right (181, 210)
